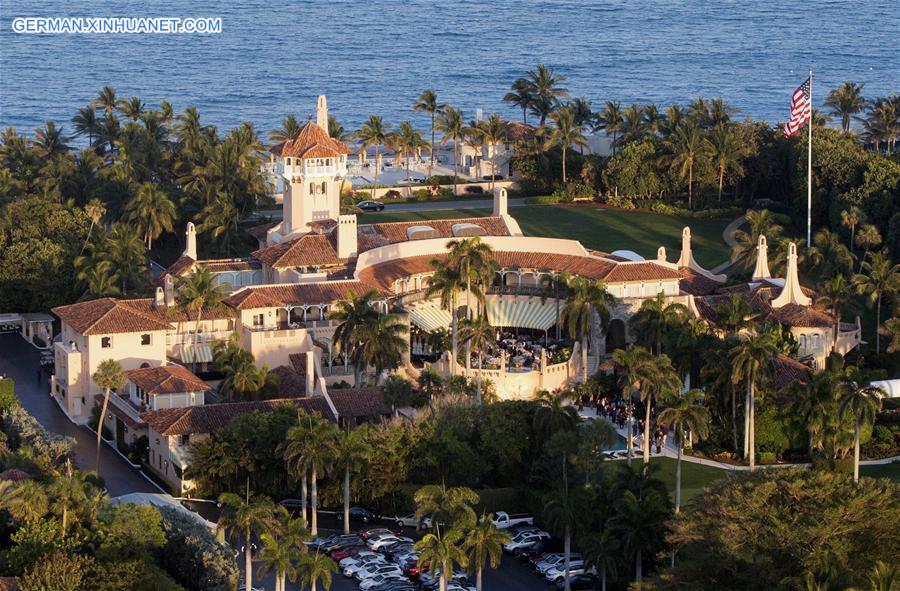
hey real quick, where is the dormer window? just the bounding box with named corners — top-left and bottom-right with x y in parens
top-left (141, 334), bottom-right (151, 346)
top-left (286, 157), bottom-right (292, 166)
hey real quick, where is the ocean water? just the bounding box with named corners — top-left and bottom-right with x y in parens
top-left (1, 0), bottom-right (898, 136)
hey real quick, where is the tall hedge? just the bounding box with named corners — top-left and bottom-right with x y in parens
top-left (157, 506), bottom-right (238, 591)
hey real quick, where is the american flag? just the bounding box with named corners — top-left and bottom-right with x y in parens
top-left (784, 77), bottom-right (811, 137)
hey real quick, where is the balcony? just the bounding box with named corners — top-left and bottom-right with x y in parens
top-left (166, 330), bottom-right (233, 346)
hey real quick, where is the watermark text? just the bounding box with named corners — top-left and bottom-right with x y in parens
top-left (11, 17), bottom-right (222, 34)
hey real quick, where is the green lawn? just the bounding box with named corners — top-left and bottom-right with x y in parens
top-left (860, 461), bottom-right (900, 482)
top-left (359, 205), bottom-right (732, 268)
top-left (643, 457), bottom-right (729, 506)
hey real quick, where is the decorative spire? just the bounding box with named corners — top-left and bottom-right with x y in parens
top-left (657, 246), bottom-right (666, 262)
top-left (752, 235), bottom-right (771, 280)
top-left (184, 222), bottom-right (197, 260)
top-left (675, 227), bottom-right (726, 282)
top-left (316, 95), bottom-right (328, 135)
top-left (771, 242), bottom-right (812, 308)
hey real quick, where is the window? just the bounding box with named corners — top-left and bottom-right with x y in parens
top-left (101, 336), bottom-right (112, 348)
top-left (180, 434), bottom-right (190, 445)
top-left (309, 182), bottom-right (315, 194)
top-left (286, 157), bottom-right (291, 166)
top-left (320, 182), bottom-right (327, 194)
top-left (253, 313), bottom-right (264, 327)
top-left (141, 334), bottom-right (151, 346)
top-left (799, 334), bottom-right (807, 350)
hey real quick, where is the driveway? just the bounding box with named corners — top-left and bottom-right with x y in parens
top-left (253, 198), bottom-right (526, 219)
top-left (0, 332), bottom-right (158, 496)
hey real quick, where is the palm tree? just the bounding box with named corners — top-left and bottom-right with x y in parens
top-left (730, 209), bottom-right (785, 267)
top-left (336, 427), bottom-right (368, 534)
top-left (329, 289), bottom-right (380, 387)
top-left (395, 121), bottom-right (430, 196)
top-left (47, 462), bottom-right (88, 535)
top-left (595, 100), bottom-right (625, 155)
top-left (838, 368), bottom-right (884, 483)
top-left (269, 113), bottom-right (302, 143)
top-left (355, 115), bottom-right (391, 195)
top-left (609, 489), bottom-right (668, 583)
top-left (297, 551), bottom-right (337, 591)
top-left (862, 96), bottom-right (900, 153)
top-left (544, 485), bottom-right (583, 591)
top-left (818, 274), bottom-right (855, 347)
top-left (808, 228), bottom-right (854, 279)
top-left (257, 532), bottom-right (299, 591)
top-left (503, 78), bottom-right (534, 124)
top-left (657, 389), bottom-right (710, 512)
top-left (730, 332), bottom-right (778, 470)
top-left (92, 359), bottom-right (126, 477)
top-left (629, 292), bottom-right (687, 356)
top-left (80, 198), bottom-right (106, 256)
top-left (851, 561), bottom-right (897, 591)
top-left (561, 278), bottom-right (616, 383)
top-left (581, 530), bottom-right (618, 591)
top-left (550, 106), bottom-right (588, 184)
top-left (446, 236), bottom-right (495, 321)
top-left (704, 123), bottom-right (743, 202)
top-left (3, 480), bottom-right (48, 523)
top-left (462, 514), bottom-right (510, 591)
top-left (665, 122), bottom-right (703, 209)
top-left (221, 361), bottom-right (277, 402)
top-left (71, 106), bottom-right (100, 146)
top-left (855, 224), bottom-right (882, 267)
top-left (117, 96), bottom-right (145, 121)
top-left (34, 121), bottom-right (70, 159)
top-left (525, 64), bottom-right (570, 125)
top-left (532, 390), bottom-right (579, 454)
top-left (414, 484), bottom-right (479, 531)
top-left (427, 262), bottom-right (465, 376)
top-left (613, 346), bottom-right (657, 466)
top-left (841, 206), bottom-right (864, 253)
top-left (125, 183), bottom-right (177, 250)
top-left (327, 115), bottom-right (349, 141)
top-left (280, 413), bottom-right (337, 536)
top-left (414, 90), bottom-right (445, 173)
top-left (175, 267), bottom-right (230, 372)
top-left (435, 107), bottom-right (466, 195)
top-left (639, 356), bottom-right (681, 467)
top-left (824, 81), bottom-right (867, 133)
top-left (218, 491), bottom-right (276, 591)
top-left (93, 85), bottom-right (118, 116)
top-left (478, 114), bottom-right (508, 192)
top-left (414, 528), bottom-right (468, 591)
top-left (354, 314), bottom-right (408, 385)
top-left (457, 317), bottom-right (496, 404)
top-left (854, 252), bottom-right (900, 354)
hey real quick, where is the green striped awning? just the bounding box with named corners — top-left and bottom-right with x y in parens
top-left (171, 445), bottom-right (191, 469)
top-left (408, 300), bottom-right (453, 333)
top-left (485, 297), bottom-right (557, 331)
top-left (179, 344), bottom-right (212, 364)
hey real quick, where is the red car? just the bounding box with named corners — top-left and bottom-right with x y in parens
top-left (330, 547), bottom-right (360, 561)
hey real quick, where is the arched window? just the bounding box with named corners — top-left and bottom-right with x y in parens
top-left (799, 334), bottom-right (807, 350)
top-left (309, 183), bottom-right (315, 194)
top-left (320, 182), bottom-right (327, 194)
top-left (286, 157), bottom-right (291, 166)
top-left (812, 334), bottom-right (821, 352)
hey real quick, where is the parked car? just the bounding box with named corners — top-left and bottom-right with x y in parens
top-left (537, 553), bottom-right (582, 574)
top-left (555, 574), bottom-right (598, 590)
top-left (355, 563), bottom-right (403, 581)
top-left (277, 498), bottom-right (306, 512)
top-left (360, 527), bottom-right (394, 539)
top-left (360, 573), bottom-right (408, 590)
top-left (357, 200), bottom-right (385, 212)
top-left (350, 506), bottom-right (377, 523)
top-left (340, 551), bottom-right (381, 569)
top-left (503, 532), bottom-right (552, 553)
top-left (491, 511), bottom-right (534, 529)
top-left (392, 513), bottom-right (432, 529)
top-left (343, 555), bottom-right (386, 577)
top-left (545, 560), bottom-right (590, 583)
top-left (368, 535), bottom-right (413, 551)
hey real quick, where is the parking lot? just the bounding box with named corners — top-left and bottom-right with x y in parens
top-left (243, 510), bottom-right (566, 591)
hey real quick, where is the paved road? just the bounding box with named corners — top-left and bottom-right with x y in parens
top-left (0, 332), bottom-right (158, 496)
top-left (253, 198), bottom-right (527, 219)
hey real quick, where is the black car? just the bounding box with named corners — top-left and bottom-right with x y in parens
top-left (356, 200), bottom-right (385, 212)
top-left (322, 534), bottom-right (363, 552)
top-left (278, 498), bottom-right (306, 512)
top-left (349, 506), bottom-right (376, 523)
top-left (555, 574), bottom-right (597, 590)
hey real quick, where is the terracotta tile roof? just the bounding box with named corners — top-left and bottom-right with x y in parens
top-left (271, 365), bottom-right (307, 397)
top-left (53, 298), bottom-right (233, 335)
top-left (140, 397), bottom-right (335, 436)
top-left (224, 280), bottom-right (383, 310)
top-left (772, 354), bottom-right (811, 390)
top-left (0, 469), bottom-right (32, 482)
top-left (678, 268), bottom-right (723, 296)
top-left (356, 252), bottom-right (681, 290)
top-left (0, 577), bottom-right (18, 591)
top-left (248, 221), bottom-right (280, 241)
top-left (202, 259), bottom-right (262, 273)
top-left (357, 216), bottom-right (510, 252)
top-left (328, 387), bottom-right (390, 419)
top-left (273, 122), bottom-right (350, 159)
top-left (156, 255), bottom-right (196, 286)
top-left (506, 121), bottom-right (536, 142)
top-left (695, 287), bottom-right (834, 329)
top-left (252, 232), bottom-right (342, 268)
top-left (288, 353), bottom-right (309, 377)
top-left (767, 303), bottom-right (834, 328)
top-left (126, 365), bottom-right (211, 395)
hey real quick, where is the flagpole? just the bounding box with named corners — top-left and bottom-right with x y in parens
top-left (807, 66), bottom-right (813, 248)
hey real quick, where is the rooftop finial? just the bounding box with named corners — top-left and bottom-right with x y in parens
top-left (752, 234), bottom-right (771, 280)
top-left (316, 95), bottom-right (328, 135)
top-left (771, 242), bottom-right (812, 308)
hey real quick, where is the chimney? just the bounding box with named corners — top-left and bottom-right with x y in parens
top-left (164, 274), bottom-right (175, 307)
top-left (154, 286), bottom-right (165, 307)
top-left (752, 235), bottom-right (771, 280)
top-left (676, 227), bottom-right (693, 269)
top-left (657, 246), bottom-right (667, 262)
top-left (316, 95), bottom-right (328, 135)
top-left (771, 242), bottom-right (812, 308)
top-left (305, 351), bottom-right (315, 396)
top-left (493, 186), bottom-right (508, 217)
top-left (184, 222), bottom-right (197, 260)
top-left (337, 214), bottom-right (358, 259)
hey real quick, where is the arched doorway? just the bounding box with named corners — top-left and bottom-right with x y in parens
top-left (606, 319), bottom-right (626, 353)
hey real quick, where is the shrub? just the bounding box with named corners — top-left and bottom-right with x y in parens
top-left (383, 189), bottom-right (402, 199)
top-left (647, 199), bottom-right (679, 215)
top-left (422, 175), bottom-right (461, 185)
top-left (411, 188), bottom-right (430, 200)
top-left (551, 187), bottom-right (574, 203)
top-left (20, 550), bottom-right (94, 591)
top-left (0, 377), bottom-right (16, 413)
top-left (759, 451), bottom-right (777, 463)
top-left (437, 188), bottom-right (454, 199)
top-left (464, 185), bottom-right (484, 194)
top-left (157, 505), bottom-right (239, 591)
top-left (2, 405), bottom-right (75, 462)
top-left (605, 194), bottom-right (635, 209)
top-left (525, 195), bottom-right (560, 205)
